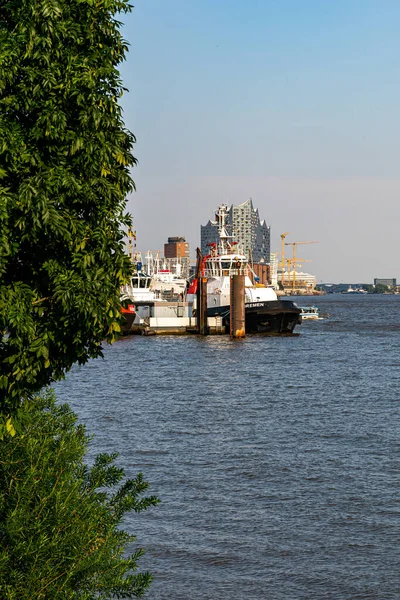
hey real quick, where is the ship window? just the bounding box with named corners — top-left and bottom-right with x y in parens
top-left (221, 262), bottom-right (232, 270)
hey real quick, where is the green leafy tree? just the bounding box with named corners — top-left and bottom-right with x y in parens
top-left (0, 0), bottom-right (136, 421)
top-left (374, 284), bottom-right (390, 294)
top-left (361, 284), bottom-right (373, 293)
top-left (0, 391), bottom-right (159, 599)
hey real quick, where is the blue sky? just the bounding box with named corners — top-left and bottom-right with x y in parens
top-left (119, 0), bottom-right (400, 282)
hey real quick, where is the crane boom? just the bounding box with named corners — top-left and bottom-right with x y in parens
top-left (284, 240), bottom-right (319, 290)
top-left (280, 232), bottom-right (290, 283)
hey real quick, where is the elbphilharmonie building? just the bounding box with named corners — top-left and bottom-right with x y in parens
top-left (200, 199), bottom-right (270, 263)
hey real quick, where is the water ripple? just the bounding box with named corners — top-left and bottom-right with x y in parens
top-left (54, 294), bottom-right (400, 600)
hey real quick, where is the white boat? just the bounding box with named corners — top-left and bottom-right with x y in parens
top-left (121, 256), bottom-right (187, 303)
top-left (120, 260), bottom-right (191, 328)
top-left (342, 286), bottom-right (368, 294)
top-left (188, 205), bottom-right (301, 334)
top-left (299, 306), bottom-right (322, 320)
top-left (121, 270), bottom-right (157, 304)
top-left (150, 269), bottom-right (187, 300)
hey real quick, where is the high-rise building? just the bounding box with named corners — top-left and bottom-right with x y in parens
top-left (164, 236), bottom-right (190, 259)
top-left (163, 236), bottom-right (190, 278)
top-left (201, 199), bottom-right (270, 262)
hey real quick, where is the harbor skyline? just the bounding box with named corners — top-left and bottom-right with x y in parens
top-left (120, 0), bottom-right (400, 283)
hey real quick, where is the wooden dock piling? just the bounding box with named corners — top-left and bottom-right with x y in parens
top-left (230, 274), bottom-right (245, 338)
top-left (197, 276), bottom-right (209, 335)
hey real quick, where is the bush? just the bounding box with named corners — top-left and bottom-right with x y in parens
top-left (0, 391), bottom-right (159, 599)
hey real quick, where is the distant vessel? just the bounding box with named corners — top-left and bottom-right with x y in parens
top-left (299, 306), bottom-right (321, 320)
top-left (188, 205), bottom-right (301, 334)
top-left (342, 286), bottom-right (368, 294)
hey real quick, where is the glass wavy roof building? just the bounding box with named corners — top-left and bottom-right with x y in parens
top-left (201, 199), bottom-right (270, 263)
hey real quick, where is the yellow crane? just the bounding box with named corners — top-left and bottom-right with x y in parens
top-left (284, 240), bottom-right (319, 290)
top-left (284, 257), bottom-right (311, 288)
top-left (280, 232), bottom-right (290, 283)
top-left (285, 258), bottom-right (292, 287)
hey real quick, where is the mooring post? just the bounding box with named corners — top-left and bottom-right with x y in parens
top-left (193, 247), bottom-right (208, 335)
top-left (197, 276), bottom-right (208, 335)
top-left (230, 274), bottom-right (245, 338)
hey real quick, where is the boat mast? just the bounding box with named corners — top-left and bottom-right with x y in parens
top-left (216, 204), bottom-right (232, 254)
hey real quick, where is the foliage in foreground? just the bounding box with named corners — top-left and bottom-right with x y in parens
top-left (0, 0), bottom-right (136, 419)
top-left (0, 391), bottom-right (159, 599)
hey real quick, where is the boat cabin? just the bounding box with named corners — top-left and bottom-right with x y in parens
top-left (204, 253), bottom-right (248, 278)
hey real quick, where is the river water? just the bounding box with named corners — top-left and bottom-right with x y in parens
top-left (54, 294), bottom-right (400, 600)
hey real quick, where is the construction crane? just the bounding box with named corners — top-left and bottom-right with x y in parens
top-left (284, 257), bottom-right (311, 288)
top-left (284, 240), bottom-right (319, 290)
top-left (280, 232), bottom-right (290, 282)
top-left (285, 258), bottom-right (292, 287)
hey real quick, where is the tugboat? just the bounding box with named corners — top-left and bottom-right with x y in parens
top-left (188, 205), bottom-right (301, 334)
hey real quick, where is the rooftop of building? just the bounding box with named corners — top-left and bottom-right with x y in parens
top-left (167, 236), bottom-right (187, 243)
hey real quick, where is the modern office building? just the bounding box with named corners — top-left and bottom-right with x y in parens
top-left (201, 199), bottom-right (270, 263)
top-left (374, 278), bottom-right (396, 289)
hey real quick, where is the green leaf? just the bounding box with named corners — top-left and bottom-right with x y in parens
top-left (5, 417), bottom-right (16, 437)
top-left (0, 0), bottom-right (137, 414)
